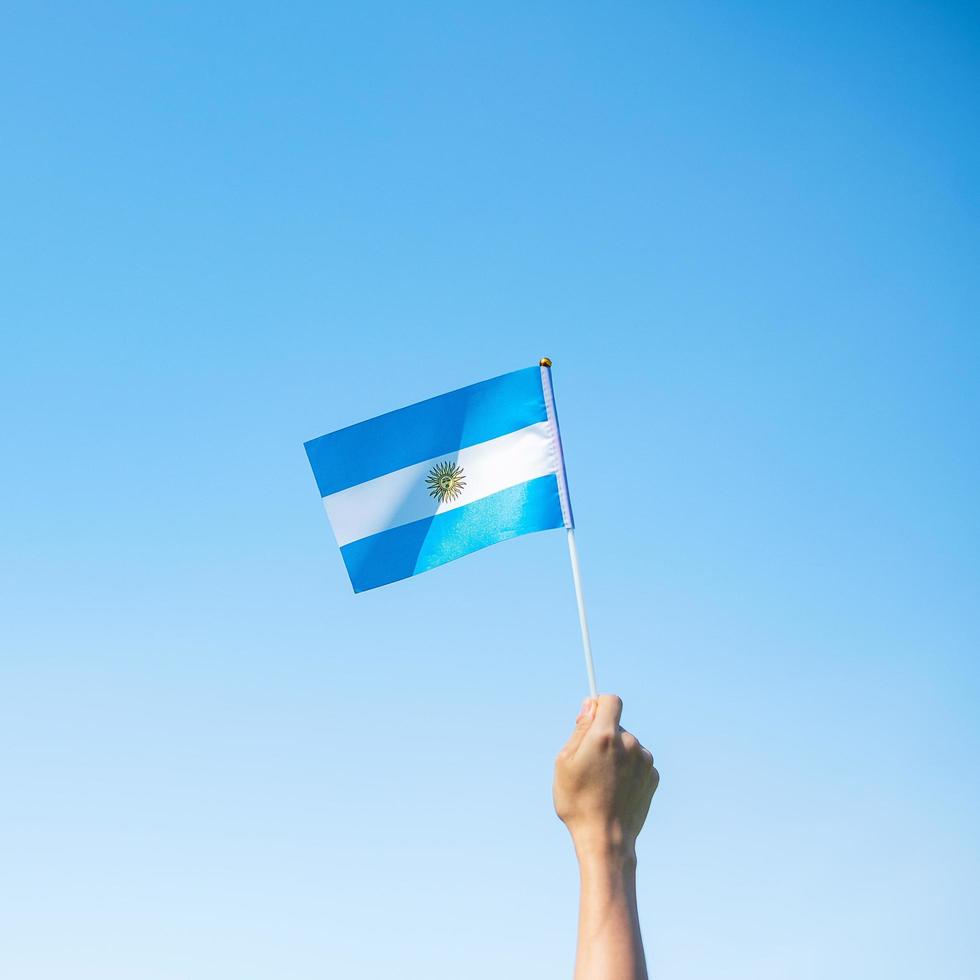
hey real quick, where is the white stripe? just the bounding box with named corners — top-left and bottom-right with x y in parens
top-left (323, 421), bottom-right (557, 546)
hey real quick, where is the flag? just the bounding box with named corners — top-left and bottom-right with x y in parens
top-left (304, 362), bottom-right (574, 592)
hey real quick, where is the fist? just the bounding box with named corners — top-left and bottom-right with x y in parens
top-left (553, 695), bottom-right (659, 857)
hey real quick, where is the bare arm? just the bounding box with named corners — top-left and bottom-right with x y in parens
top-left (553, 695), bottom-right (659, 980)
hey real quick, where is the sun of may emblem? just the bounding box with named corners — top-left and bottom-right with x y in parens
top-left (426, 460), bottom-right (466, 503)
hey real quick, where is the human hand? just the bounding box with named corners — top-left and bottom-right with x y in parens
top-left (553, 695), bottom-right (659, 862)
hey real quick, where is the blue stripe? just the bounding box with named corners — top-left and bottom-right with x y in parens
top-left (339, 475), bottom-right (564, 593)
top-left (304, 366), bottom-right (546, 497)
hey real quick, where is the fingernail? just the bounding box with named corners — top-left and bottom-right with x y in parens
top-left (576, 697), bottom-right (593, 722)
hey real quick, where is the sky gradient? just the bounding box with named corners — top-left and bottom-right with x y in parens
top-left (2, 3), bottom-right (979, 978)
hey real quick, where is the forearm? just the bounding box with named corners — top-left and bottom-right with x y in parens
top-left (574, 845), bottom-right (647, 980)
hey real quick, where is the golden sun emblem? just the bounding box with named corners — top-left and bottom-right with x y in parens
top-left (426, 460), bottom-right (466, 503)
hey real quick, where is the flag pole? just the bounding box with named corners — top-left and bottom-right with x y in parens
top-left (539, 357), bottom-right (598, 699)
top-left (566, 527), bottom-right (598, 699)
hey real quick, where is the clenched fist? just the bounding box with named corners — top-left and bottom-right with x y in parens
top-left (553, 694), bottom-right (659, 861)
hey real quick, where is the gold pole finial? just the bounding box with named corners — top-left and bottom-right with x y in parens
top-left (539, 357), bottom-right (553, 368)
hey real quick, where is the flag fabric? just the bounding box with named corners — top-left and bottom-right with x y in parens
top-left (304, 363), bottom-right (574, 592)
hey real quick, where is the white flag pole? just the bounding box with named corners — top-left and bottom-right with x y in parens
top-left (566, 527), bottom-right (598, 699)
top-left (539, 357), bottom-right (598, 699)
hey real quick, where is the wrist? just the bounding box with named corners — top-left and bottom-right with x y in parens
top-left (575, 835), bottom-right (639, 908)
top-left (571, 823), bottom-right (639, 872)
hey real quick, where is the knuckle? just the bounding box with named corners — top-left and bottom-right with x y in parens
top-left (595, 730), bottom-right (616, 751)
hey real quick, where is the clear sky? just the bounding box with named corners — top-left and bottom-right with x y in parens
top-left (2, 3), bottom-right (978, 978)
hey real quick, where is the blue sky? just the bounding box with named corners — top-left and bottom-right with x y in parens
top-left (2, 3), bottom-right (978, 977)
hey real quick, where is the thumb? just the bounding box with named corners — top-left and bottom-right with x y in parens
top-left (561, 697), bottom-right (597, 757)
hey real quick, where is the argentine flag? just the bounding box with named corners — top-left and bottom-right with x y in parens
top-left (304, 362), bottom-right (574, 593)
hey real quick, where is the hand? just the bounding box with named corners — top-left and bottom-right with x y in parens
top-left (553, 694), bottom-right (659, 862)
